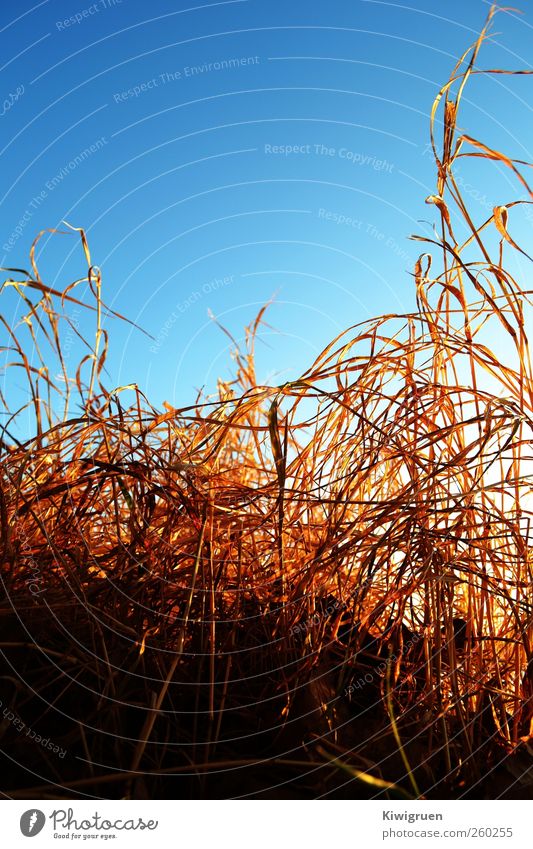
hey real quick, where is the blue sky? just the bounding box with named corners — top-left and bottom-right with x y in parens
top-left (1, 0), bottom-right (532, 425)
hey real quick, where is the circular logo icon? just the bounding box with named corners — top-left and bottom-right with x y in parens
top-left (20, 810), bottom-right (46, 837)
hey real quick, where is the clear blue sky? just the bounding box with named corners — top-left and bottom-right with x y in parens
top-left (1, 0), bottom-right (532, 423)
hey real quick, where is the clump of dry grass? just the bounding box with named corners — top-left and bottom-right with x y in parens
top-left (1, 4), bottom-right (533, 799)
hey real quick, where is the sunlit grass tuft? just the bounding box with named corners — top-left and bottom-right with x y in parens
top-left (1, 4), bottom-right (533, 799)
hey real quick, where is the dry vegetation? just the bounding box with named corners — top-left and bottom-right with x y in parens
top-left (1, 6), bottom-right (533, 799)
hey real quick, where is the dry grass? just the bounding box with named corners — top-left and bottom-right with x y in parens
top-left (1, 4), bottom-right (533, 799)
